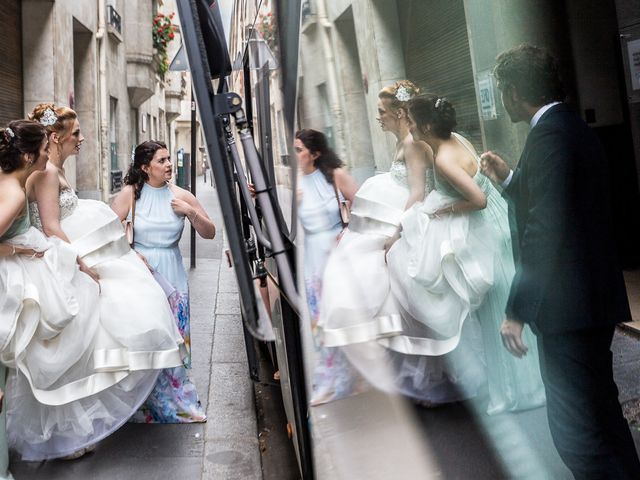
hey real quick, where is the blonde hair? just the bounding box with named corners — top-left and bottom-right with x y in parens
top-left (378, 80), bottom-right (421, 112)
top-left (29, 103), bottom-right (78, 143)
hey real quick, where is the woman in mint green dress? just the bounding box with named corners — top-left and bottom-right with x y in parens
top-left (113, 140), bottom-right (216, 423)
top-left (385, 94), bottom-right (545, 414)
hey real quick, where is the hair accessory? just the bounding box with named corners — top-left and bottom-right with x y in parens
top-left (435, 98), bottom-right (443, 110)
top-left (5, 127), bottom-right (15, 140)
top-left (395, 86), bottom-right (412, 102)
top-left (40, 108), bottom-right (58, 127)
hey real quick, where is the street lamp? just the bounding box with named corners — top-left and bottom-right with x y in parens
top-left (247, 29), bottom-right (278, 71)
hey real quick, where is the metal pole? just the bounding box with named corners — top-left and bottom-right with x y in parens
top-left (190, 89), bottom-right (197, 268)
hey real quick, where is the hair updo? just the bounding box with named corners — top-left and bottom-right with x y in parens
top-left (0, 120), bottom-right (47, 173)
top-left (408, 94), bottom-right (457, 139)
top-left (295, 129), bottom-right (343, 184)
top-left (378, 80), bottom-right (421, 112)
top-left (124, 140), bottom-right (168, 199)
top-left (29, 103), bottom-right (78, 142)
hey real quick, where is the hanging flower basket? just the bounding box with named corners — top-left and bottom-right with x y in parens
top-left (152, 12), bottom-right (178, 78)
top-left (257, 12), bottom-right (277, 52)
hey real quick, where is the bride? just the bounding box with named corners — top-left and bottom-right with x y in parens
top-left (6, 107), bottom-right (186, 460)
top-left (316, 80), bottom-right (456, 399)
top-left (386, 94), bottom-right (545, 413)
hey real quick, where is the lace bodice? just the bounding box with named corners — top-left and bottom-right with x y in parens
top-left (29, 188), bottom-right (78, 231)
top-left (389, 158), bottom-right (435, 193)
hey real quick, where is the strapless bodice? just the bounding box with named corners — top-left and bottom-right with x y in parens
top-left (0, 200), bottom-right (30, 241)
top-left (29, 188), bottom-right (78, 231)
top-left (390, 158), bottom-right (435, 192)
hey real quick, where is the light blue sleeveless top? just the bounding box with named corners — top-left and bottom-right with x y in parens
top-left (299, 169), bottom-right (343, 235)
top-left (133, 183), bottom-right (188, 292)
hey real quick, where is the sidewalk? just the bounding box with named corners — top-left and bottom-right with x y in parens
top-left (10, 176), bottom-right (262, 480)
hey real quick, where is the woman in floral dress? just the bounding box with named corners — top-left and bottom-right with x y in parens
top-left (113, 140), bottom-right (216, 422)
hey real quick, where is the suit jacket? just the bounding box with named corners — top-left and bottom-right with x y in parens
top-left (504, 103), bottom-right (630, 334)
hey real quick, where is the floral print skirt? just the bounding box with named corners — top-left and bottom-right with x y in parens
top-left (306, 277), bottom-right (367, 405)
top-left (130, 289), bottom-right (206, 423)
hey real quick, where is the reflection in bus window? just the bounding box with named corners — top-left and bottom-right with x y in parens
top-left (292, 0), bottom-right (640, 478)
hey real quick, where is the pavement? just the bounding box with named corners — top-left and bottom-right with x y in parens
top-left (10, 176), bottom-right (263, 480)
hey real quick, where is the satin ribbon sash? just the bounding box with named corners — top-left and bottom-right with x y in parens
top-left (72, 218), bottom-right (131, 268)
top-left (378, 329), bottom-right (464, 356)
top-left (348, 213), bottom-right (399, 238)
top-left (350, 195), bottom-right (404, 228)
top-left (14, 345), bottom-right (183, 406)
top-left (320, 313), bottom-right (404, 347)
top-left (93, 346), bottom-right (184, 372)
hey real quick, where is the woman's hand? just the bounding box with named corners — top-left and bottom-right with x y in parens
top-left (428, 203), bottom-right (460, 219)
top-left (78, 257), bottom-right (100, 285)
top-left (169, 185), bottom-right (216, 239)
top-left (135, 251), bottom-right (153, 272)
top-left (383, 230), bottom-right (402, 263)
top-left (6, 245), bottom-right (46, 258)
top-left (170, 197), bottom-right (193, 217)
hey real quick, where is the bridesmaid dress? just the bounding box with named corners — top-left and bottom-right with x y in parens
top-left (387, 133), bottom-right (546, 414)
top-left (2, 200), bottom-right (183, 461)
top-left (128, 183), bottom-right (206, 423)
top-left (299, 169), bottom-right (365, 404)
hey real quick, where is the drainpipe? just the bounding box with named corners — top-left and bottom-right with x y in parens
top-left (96, 0), bottom-right (109, 201)
top-left (315, 0), bottom-right (346, 159)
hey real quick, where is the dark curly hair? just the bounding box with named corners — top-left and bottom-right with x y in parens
top-left (0, 120), bottom-right (47, 173)
top-left (124, 140), bottom-right (168, 199)
top-left (407, 94), bottom-right (457, 139)
top-left (295, 129), bottom-right (343, 184)
top-left (493, 44), bottom-right (566, 106)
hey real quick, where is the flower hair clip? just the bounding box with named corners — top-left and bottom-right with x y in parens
top-left (4, 127), bottom-right (15, 141)
top-left (435, 97), bottom-right (446, 110)
top-left (40, 108), bottom-right (58, 127)
top-left (395, 86), bottom-right (412, 102)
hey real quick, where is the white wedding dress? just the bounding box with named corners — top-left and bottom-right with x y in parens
top-left (317, 157), bottom-right (486, 402)
top-left (387, 133), bottom-right (544, 413)
top-left (0, 192), bottom-right (184, 460)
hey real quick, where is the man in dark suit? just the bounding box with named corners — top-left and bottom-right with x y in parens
top-left (481, 44), bottom-right (640, 479)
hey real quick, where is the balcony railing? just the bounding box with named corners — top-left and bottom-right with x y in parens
top-left (108, 5), bottom-right (122, 35)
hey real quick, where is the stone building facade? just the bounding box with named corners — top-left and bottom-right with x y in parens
top-left (297, 0), bottom-right (640, 264)
top-left (0, 0), bottom-right (189, 201)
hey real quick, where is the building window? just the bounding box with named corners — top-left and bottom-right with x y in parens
top-left (109, 96), bottom-right (118, 170)
top-left (317, 83), bottom-right (335, 150)
top-left (130, 108), bottom-right (139, 160)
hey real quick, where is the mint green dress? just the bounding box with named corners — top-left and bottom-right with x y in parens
top-left (387, 133), bottom-right (546, 414)
top-left (0, 206), bottom-right (25, 479)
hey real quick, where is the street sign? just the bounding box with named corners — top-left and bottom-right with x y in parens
top-left (477, 70), bottom-right (497, 121)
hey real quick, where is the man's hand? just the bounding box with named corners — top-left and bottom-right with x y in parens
top-left (480, 151), bottom-right (510, 185)
top-left (78, 258), bottom-right (100, 285)
top-left (500, 318), bottom-right (528, 358)
top-left (383, 230), bottom-right (401, 264)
